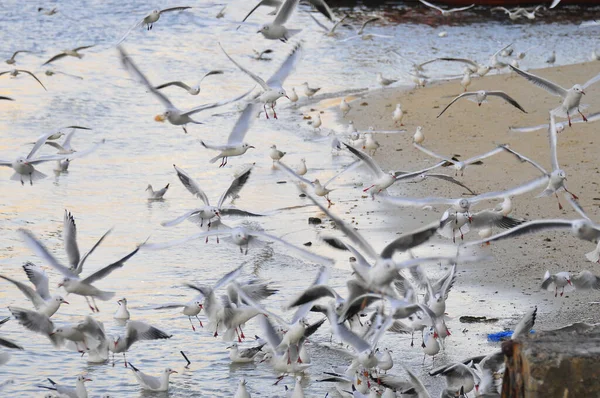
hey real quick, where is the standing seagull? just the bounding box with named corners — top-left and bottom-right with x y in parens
top-left (219, 42), bottom-right (302, 119)
top-left (200, 103), bottom-right (258, 166)
top-left (118, 46), bottom-right (250, 134)
top-left (0, 69), bottom-right (46, 90)
top-left (18, 229), bottom-right (140, 313)
top-left (42, 46), bottom-right (94, 65)
top-left (154, 70), bottom-right (224, 96)
top-left (5, 50), bottom-right (32, 65)
top-left (418, 0), bottom-right (475, 15)
top-left (257, 0), bottom-right (301, 41)
top-left (437, 90), bottom-right (526, 118)
top-left (509, 64), bottom-right (600, 126)
top-left (117, 6), bottom-right (192, 44)
top-left (128, 363), bottom-right (177, 392)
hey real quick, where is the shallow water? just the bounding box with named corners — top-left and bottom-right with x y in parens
top-left (0, 1), bottom-right (597, 396)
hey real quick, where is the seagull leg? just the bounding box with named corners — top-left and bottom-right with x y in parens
top-left (92, 297), bottom-right (100, 312)
top-left (272, 103), bottom-right (278, 119)
top-left (123, 352), bottom-right (128, 367)
top-left (564, 187), bottom-right (579, 200)
top-left (20, 176), bottom-right (24, 185)
top-left (245, 245), bottom-right (249, 255)
top-left (235, 327), bottom-right (242, 343)
top-left (263, 104), bottom-right (269, 119)
top-left (219, 158), bottom-right (225, 168)
top-left (195, 315), bottom-right (203, 328)
top-left (189, 316), bottom-right (196, 331)
top-left (239, 246), bottom-right (243, 254)
top-left (183, 126), bottom-right (188, 134)
top-left (112, 352), bottom-right (115, 367)
top-left (567, 111), bottom-right (572, 127)
top-left (561, 287), bottom-right (565, 297)
top-left (85, 296), bottom-right (95, 313)
top-left (273, 375), bottom-right (284, 385)
top-left (555, 193), bottom-right (563, 210)
top-left (410, 332), bottom-right (414, 347)
top-left (223, 157), bottom-right (228, 166)
top-left (363, 184), bottom-right (375, 193)
top-left (555, 287), bottom-right (558, 297)
top-left (29, 173), bottom-right (33, 185)
top-left (214, 322), bottom-right (219, 337)
top-left (578, 108), bottom-right (588, 122)
top-left (239, 326), bottom-right (245, 339)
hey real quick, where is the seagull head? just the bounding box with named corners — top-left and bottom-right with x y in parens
top-left (242, 143), bottom-right (255, 150)
top-left (279, 88), bottom-right (289, 100)
top-left (458, 198), bottom-right (470, 212)
top-left (117, 298), bottom-right (127, 305)
top-left (16, 157), bottom-right (29, 166)
top-left (58, 277), bottom-right (71, 287)
top-left (195, 301), bottom-right (203, 309)
top-left (257, 24), bottom-right (269, 34)
top-left (226, 343), bottom-right (238, 349)
top-left (77, 375), bottom-right (92, 383)
top-left (145, 184), bottom-right (152, 191)
top-left (165, 368), bottom-right (177, 375)
top-left (56, 296), bottom-right (69, 305)
top-left (573, 84), bottom-right (585, 95)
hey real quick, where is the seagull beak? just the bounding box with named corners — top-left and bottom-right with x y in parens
top-left (226, 345), bottom-right (233, 349)
top-left (154, 114), bottom-right (166, 122)
top-left (62, 300), bottom-right (69, 305)
top-left (57, 282), bottom-right (63, 287)
top-left (568, 279), bottom-right (572, 285)
top-left (85, 378), bottom-right (92, 382)
top-left (256, 30), bottom-right (261, 34)
top-left (248, 145), bottom-right (255, 149)
top-left (117, 300), bottom-right (122, 304)
top-left (582, 90), bottom-right (586, 95)
top-left (49, 332), bottom-right (55, 336)
top-left (433, 332), bottom-right (439, 338)
top-left (285, 95), bottom-right (290, 100)
top-left (170, 370), bottom-right (178, 374)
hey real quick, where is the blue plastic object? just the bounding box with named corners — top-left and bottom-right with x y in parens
top-left (487, 330), bottom-right (535, 342)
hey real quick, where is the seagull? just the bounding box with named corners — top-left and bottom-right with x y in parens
top-left (38, 7), bottom-right (58, 15)
top-left (154, 70), bottom-right (224, 95)
top-left (310, 113), bottom-right (322, 130)
top-left (546, 50), bottom-right (556, 65)
top-left (253, 48), bottom-right (275, 60)
top-left (114, 298), bottom-right (130, 320)
top-left (376, 73), bottom-right (397, 87)
top-left (437, 90), bottom-right (526, 117)
top-left (270, 145), bottom-right (287, 163)
top-left (9, 306), bottom-right (64, 347)
top-left (63, 210), bottom-right (112, 275)
top-left (118, 46), bottom-right (250, 134)
top-left (432, 44), bottom-right (512, 77)
top-left (146, 183), bottom-right (169, 200)
top-left (162, 164), bottom-right (261, 231)
top-left (200, 103), bottom-right (258, 166)
top-left (42, 45), bottom-right (94, 65)
top-left (18, 228), bottom-right (140, 313)
top-left (460, 70), bottom-right (472, 92)
top-left (219, 41), bottom-right (301, 119)
top-left (491, 7), bottom-right (523, 20)
top-left (501, 113), bottom-right (578, 209)
top-left (519, 5), bottom-right (545, 19)
top-left (413, 143), bottom-right (506, 176)
top-left (340, 98), bottom-right (351, 117)
top-left (5, 50), bottom-right (32, 65)
top-left (0, 131), bottom-right (69, 185)
top-left (235, 379), bottom-right (252, 398)
top-left (41, 127), bottom-right (95, 154)
top-left (128, 363), bottom-right (177, 392)
top-left (509, 64), bottom-right (600, 126)
top-left (418, 0), bottom-right (475, 15)
top-left (227, 342), bottom-right (266, 363)
top-left (542, 270), bottom-right (600, 297)
top-left (109, 321), bottom-right (172, 367)
top-left (0, 262), bottom-right (69, 317)
top-left (0, 96), bottom-right (14, 101)
top-left (306, 13), bottom-right (349, 37)
top-left (339, 17), bottom-right (392, 42)
top-left (0, 69), bottom-right (46, 90)
top-left (257, 0), bottom-right (301, 41)
top-left (302, 82), bottom-right (321, 97)
top-left (413, 126), bottom-right (424, 143)
top-left (38, 375), bottom-right (91, 398)
top-left (44, 69), bottom-right (83, 80)
top-left (0, 317), bottom-right (23, 352)
top-left (154, 295), bottom-right (204, 331)
top-left (393, 104), bottom-right (404, 125)
top-left (117, 6), bottom-right (192, 44)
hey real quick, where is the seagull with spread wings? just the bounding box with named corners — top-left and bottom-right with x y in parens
top-left (418, 0), bottom-right (475, 15)
top-left (117, 6), bottom-right (192, 44)
top-left (437, 90), bottom-right (526, 118)
top-left (0, 69), bottom-right (46, 90)
top-left (42, 45), bottom-right (94, 65)
top-left (154, 70), bottom-right (223, 96)
top-left (413, 143), bottom-right (506, 176)
top-left (118, 46), bottom-right (250, 134)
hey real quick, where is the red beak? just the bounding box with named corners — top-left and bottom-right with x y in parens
top-left (84, 378), bottom-right (92, 382)
top-left (57, 283), bottom-right (63, 287)
top-left (63, 300), bottom-right (69, 305)
top-left (568, 279), bottom-right (572, 285)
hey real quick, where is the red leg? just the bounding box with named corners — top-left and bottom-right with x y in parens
top-left (556, 193), bottom-right (563, 210)
top-left (189, 317), bottom-right (196, 331)
top-left (579, 109), bottom-right (588, 122)
top-left (363, 184), bottom-right (375, 192)
top-left (263, 104), bottom-right (269, 119)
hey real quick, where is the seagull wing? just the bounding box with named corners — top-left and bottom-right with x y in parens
top-left (16, 70), bottom-right (46, 91)
top-left (9, 307), bottom-right (58, 345)
top-left (27, 130), bottom-right (57, 160)
top-left (382, 195), bottom-right (459, 208)
top-left (159, 6), bottom-right (192, 14)
top-left (300, 187), bottom-right (378, 259)
top-left (73, 45), bottom-right (94, 52)
top-left (572, 271), bottom-right (600, 290)
top-left (141, 230), bottom-right (223, 250)
top-left (308, 0), bottom-right (334, 21)
top-left (125, 321), bottom-right (171, 350)
top-left (117, 46), bottom-right (174, 109)
top-left (393, 160), bottom-right (447, 180)
top-left (413, 143), bottom-right (455, 164)
top-left (323, 160), bottom-right (360, 188)
top-left (500, 146), bottom-right (548, 175)
top-left (463, 219), bottom-right (574, 247)
top-left (173, 164), bottom-right (211, 205)
top-left (219, 43), bottom-right (269, 90)
top-left (328, 308), bottom-right (371, 353)
top-left (155, 81), bottom-right (192, 91)
top-left (418, 0), bottom-right (444, 12)
top-left (161, 209), bottom-right (203, 227)
top-left (81, 246), bottom-right (139, 285)
top-left (344, 143), bottom-right (384, 178)
top-left (437, 57), bottom-right (478, 68)
top-left (306, 11), bottom-right (329, 32)
top-left (42, 52), bottom-right (67, 65)
top-left (217, 165), bottom-right (254, 209)
top-left (274, 0), bottom-right (300, 25)
top-left (18, 229), bottom-right (76, 278)
top-left (512, 306), bottom-right (537, 339)
top-left (266, 42), bottom-right (303, 88)
top-left (565, 196), bottom-right (593, 222)
top-left (583, 72), bottom-right (600, 89)
top-left (446, 4), bottom-right (475, 12)
top-left (116, 17), bottom-right (145, 45)
top-left (250, 230), bottom-right (334, 265)
top-left (419, 173), bottom-right (477, 195)
top-left (286, 285), bottom-right (339, 309)
top-left (22, 262), bottom-right (51, 300)
top-left (358, 17), bottom-right (380, 34)
top-left (437, 92), bottom-right (478, 118)
top-left (63, 210), bottom-right (80, 269)
top-left (509, 123), bottom-right (549, 133)
top-left (471, 175), bottom-right (549, 204)
top-left (275, 161), bottom-right (313, 185)
top-left (380, 221), bottom-right (441, 259)
top-left (487, 91), bottom-right (527, 113)
top-left (548, 112), bottom-right (560, 171)
top-left (226, 102), bottom-right (258, 146)
top-left (77, 228), bottom-right (113, 275)
top-left (462, 145), bottom-right (506, 165)
top-left (509, 65), bottom-right (567, 98)
top-left (239, 0), bottom-right (282, 24)
top-left (0, 274), bottom-right (45, 309)
top-left (181, 88), bottom-right (253, 117)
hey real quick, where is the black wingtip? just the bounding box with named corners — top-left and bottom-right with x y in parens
top-left (128, 362), bottom-right (139, 372)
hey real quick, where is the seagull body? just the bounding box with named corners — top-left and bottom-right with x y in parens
top-left (117, 6), bottom-right (192, 43)
top-left (6, 50), bottom-right (31, 65)
top-left (340, 97), bottom-right (351, 116)
top-left (413, 142), bottom-right (505, 176)
top-left (43, 46), bottom-right (94, 65)
top-left (228, 342), bottom-right (266, 363)
top-left (114, 298), bottom-right (130, 320)
top-left (509, 65), bottom-right (600, 125)
top-left (437, 90), bottom-right (526, 117)
top-left (109, 321), bottom-right (172, 366)
top-left (128, 363), bottom-right (176, 392)
top-left (220, 42), bottom-right (301, 119)
top-left (288, 86), bottom-right (299, 103)
top-left (257, 0), bottom-right (301, 41)
top-left (201, 103), bottom-right (258, 166)
top-left (311, 113), bottom-right (322, 130)
top-left (296, 158), bottom-right (307, 176)
top-left (302, 82), bottom-right (321, 97)
top-left (393, 104), bottom-right (404, 125)
top-left (146, 183), bottom-right (169, 200)
top-left (376, 73), bottom-right (397, 87)
top-left (155, 70), bottom-right (224, 95)
top-left (38, 375), bottom-right (91, 398)
top-left (119, 46), bottom-right (249, 134)
top-left (492, 7), bottom-right (523, 20)
top-left (460, 70), bottom-right (472, 92)
top-left (546, 50), bottom-right (556, 65)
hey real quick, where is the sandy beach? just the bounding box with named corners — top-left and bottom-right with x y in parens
top-left (341, 61), bottom-right (600, 331)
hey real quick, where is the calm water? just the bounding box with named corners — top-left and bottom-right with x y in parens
top-left (0, 1), bottom-right (597, 396)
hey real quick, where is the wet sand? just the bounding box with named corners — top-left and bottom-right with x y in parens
top-left (342, 61), bottom-right (600, 330)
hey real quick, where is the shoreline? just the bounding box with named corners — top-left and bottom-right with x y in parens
top-left (334, 61), bottom-right (600, 330)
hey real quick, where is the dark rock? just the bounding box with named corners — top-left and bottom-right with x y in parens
top-left (308, 217), bottom-right (322, 225)
top-left (459, 316), bottom-right (499, 324)
top-left (303, 242), bottom-right (312, 246)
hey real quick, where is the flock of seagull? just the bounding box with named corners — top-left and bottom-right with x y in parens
top-left (2, 0), bottom-right (600, 397)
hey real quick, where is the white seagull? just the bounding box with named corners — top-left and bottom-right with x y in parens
top-left (437, 90), bottom-right (526, 117)
top-left (256, 0), bottom-right (301, 42)
top-left (63, 210), bottom-right (112, 275)
top-left (154, 70), bottom-right (224, 96)
top-left (109, 320), bottom-right (172, 367)
top-left (128, 363), bottom-right (177, 392)
top-left (117, 6), bottom-right (192, 44)
top-left (146, 183), bottom-right (169, 200)
top-left (413, 143), bottom-right (506, 176)
top-left (42, 45), bottom-right (94, 65)
top-left (418, 0), bottom-right (475, 15)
